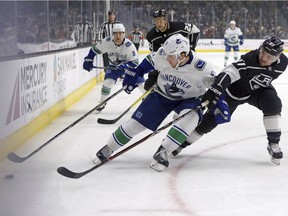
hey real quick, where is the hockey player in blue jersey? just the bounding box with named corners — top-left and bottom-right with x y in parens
top-left (83, 23), bottom-right (145, 112)
top-left (92, 34), bottom-right (230, 170)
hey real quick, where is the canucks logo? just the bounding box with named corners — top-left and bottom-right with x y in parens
top-left (164, 82), bottom-right (185, 99)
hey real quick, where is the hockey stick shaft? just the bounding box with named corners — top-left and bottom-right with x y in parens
top-left (57, 101), bottom-right (208, 178)
top-left (7, 87), bottom-right (125, 163)
top-left (97, 87), bottom-right (153, 124)
top-left (92, 66), bottom-right (118, 70)
top-left (210, 41), bottom-right (223, 46)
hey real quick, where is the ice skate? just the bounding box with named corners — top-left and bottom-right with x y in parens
top-left (267, 143), bottom-right (283, 165)
top-left (150, 145), bottom-right (169, 172)
top-left (93, 145), bottom-right (113, 165)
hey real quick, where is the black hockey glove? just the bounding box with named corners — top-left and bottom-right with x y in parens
top-left (202, 85), bottom-right (231, 124)
top-left (202, 85), bottom-right (223, 110)
top-left (144, 70), bottom-right (159, 91)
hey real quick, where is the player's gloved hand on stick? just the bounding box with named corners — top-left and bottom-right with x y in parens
top-left (211, 99), bottom-right (231, 124)
top-left (240, 40), bottom-right (244, 45)
top-left (202, 85), bottom-right (230, 124)
top-left (144, 70), bottom-right (159, 91)
top-left (202, 85), bottom-right (223, 110)
top-left (83, 48), bottom-right (96, 72)
top-left (117, 63), bottom-right (136, 72)
top-left (83, 57), bottom-right (94, 71)
top-left (122, 67), bottom-right (143, 94)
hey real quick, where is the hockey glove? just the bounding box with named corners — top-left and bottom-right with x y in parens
top-left (117, 63), bottom-right (134, 72)
top-left (224, 38), bottom-right (228, 46)
top-left (240, 40), bottom-right (244, 45)
top-left (202, 85), bottom-right (223, 110)
top-left (83, 57), bottom-right (94, 71)
top-left (83, 48), bottom-right (96, 72)
top-left (144, 70), bottom-right (159, 91)
top-left (211, 99), bottom-right (231, 124)
top-left (122, 67), bottom-right (143, 94)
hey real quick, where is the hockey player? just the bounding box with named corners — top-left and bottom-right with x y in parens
top-left (173, 36), bottom-right (288, 166)
top-left (92, 34), bottom-right (230, 169)
top-left (83, 23), bottom-right (145, 111)
top-left (224, 20), bottom-right (244, 67)
top-left (144, 8), bottom-right (200, 91)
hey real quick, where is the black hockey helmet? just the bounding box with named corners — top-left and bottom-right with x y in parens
top-left (152, 9), bottom-right (168, 19)
top-left (262, 36), bottom-right (284, 56)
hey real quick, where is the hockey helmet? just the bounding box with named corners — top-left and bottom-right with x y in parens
top-left (152, 9), bottom-right (168, 19)
top-left (230, 20), bottom-right (236, 25)
top-left (113, 23), bottom-right (125, 33)
top-left (163, 34), bottom-right (190, 58)
top-left (261, 36), bottom-right (284, 56)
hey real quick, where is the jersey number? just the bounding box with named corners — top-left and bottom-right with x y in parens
top-left (184, 23), bottom-right (192, 32)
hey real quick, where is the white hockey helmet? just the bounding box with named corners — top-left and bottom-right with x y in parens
top-left (163, 34), bottom-right (190, 58)
top-left (230, 20), bottom-right (236, 25)
top-left (113, 23), bottom-right (125, 33)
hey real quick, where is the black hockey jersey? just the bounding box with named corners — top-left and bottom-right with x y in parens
top-left (146, 21), bottom-right (200, 52)
top-left (222, 49), bottom-right (288, 99)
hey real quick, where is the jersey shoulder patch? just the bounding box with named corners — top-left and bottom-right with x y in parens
top-left (194, 59), bottom-right (207, 71)
top-left (125, 41), bottom-right (132, 47)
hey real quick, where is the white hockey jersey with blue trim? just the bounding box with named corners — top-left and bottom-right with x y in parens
top-left (93, 37), bottom-right (138, 65)
top-left (224, 27), bottom-right (243, 46)
top-left (152, 48), bottom-right (217, 100)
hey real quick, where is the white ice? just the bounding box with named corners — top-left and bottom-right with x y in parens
top-left (1, 53), bottom-right (288, 216)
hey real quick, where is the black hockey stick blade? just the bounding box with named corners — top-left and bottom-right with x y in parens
top-left (97, 113), bottom-right (126, 124)
top-left (7, 87), bottom-right (125, 163)
top-left (97, 88), bottom-right (153, 125)
top-left (57, 160), bottom-right (108, 179)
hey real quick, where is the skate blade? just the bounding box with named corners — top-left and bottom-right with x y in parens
top-left (271, 157), bottom-right (280, 165)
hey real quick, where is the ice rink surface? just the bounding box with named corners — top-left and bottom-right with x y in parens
top-left (1, 53), bottom-right (288, 216)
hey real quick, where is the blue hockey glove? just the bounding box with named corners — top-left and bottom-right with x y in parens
top-left (240, 40), bottom-right (244, 45)
top-left (211, 100), bottom-right (231, 124)
top-left (117, 63), bottom-right (137, 72)
top-left (83, 48), bottom-right (96, 72)
top-left (117, 63), bottom-right (129, 72)
top-left (83, 57), bottom-right (94, 71)
top-left (122, 67), bottom-right (142, 94)
top-left (224, 38), bottom-right (228, 46)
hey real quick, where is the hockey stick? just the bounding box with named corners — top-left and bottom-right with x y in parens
top-left (7, 87), bottom-right (125, 163)
top-left (57, 101), bottom-right (208, 179)
top-left (210, 41), bottom-right (223, 46)
top-left (97, 87), bottom-right (153, 124)
top-left (92, 66), bottom-right (118, 70)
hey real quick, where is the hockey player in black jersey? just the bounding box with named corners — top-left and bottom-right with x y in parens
top-left (146, 9), bottom-right (200, 52)
top-left (144, 9), bottom-right (200, 90)
top-left (169, 36), bottom-right (288, 167)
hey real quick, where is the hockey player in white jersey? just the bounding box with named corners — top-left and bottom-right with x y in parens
top-left (83, 23), bottom-right (145, 111)
top-left (92, 34), bottom-right (230, 170)
top-left (224, 20), bottom-right (244, 66)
